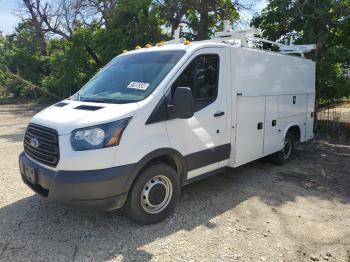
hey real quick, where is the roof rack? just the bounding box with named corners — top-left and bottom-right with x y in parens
top-left (166, 20), bottom-right (316, 58)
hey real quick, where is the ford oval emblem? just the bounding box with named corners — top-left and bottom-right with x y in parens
top-left (30, 138), bottom-right (39, 148)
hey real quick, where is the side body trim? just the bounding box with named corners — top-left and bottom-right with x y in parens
top-left (185, 143), bottom-right (231, 171)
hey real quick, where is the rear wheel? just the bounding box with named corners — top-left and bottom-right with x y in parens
top-left (126, 163), bottom-right (180, 224)
top-left (271, 132), bottom-right (295, 165)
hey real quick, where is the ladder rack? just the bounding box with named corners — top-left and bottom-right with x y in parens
top-left (166, 21), bottom-right (316, 58)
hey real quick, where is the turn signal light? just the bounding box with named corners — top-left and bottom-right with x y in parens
top-left (184, 39), bottom-right (191, 45)
top-left (107, 128), bottom-right (124, 146)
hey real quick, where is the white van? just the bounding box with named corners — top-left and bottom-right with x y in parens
top-left (19, 28), bottom-right (315, 224)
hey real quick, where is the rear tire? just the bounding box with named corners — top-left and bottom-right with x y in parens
top-left (271, 132), bottom-right (295, 165)
top-left (126, 163), bottom-right (180, 224)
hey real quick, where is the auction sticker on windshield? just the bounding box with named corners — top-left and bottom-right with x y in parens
top-left (127, 82), bottom-right (150, 91)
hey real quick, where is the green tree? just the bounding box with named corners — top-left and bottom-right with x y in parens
top-left (96, 0), bottom-right (164, 63)
top-left (0, 22), bottom-right (50, 98)
top-left (158, 0), bottom-right (239, 40)
top-left (42, 25), bottom-right (102, 98)
top-left (2, 22), bottom-right (50, 86)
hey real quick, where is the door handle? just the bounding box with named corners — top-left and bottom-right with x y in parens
top-left (214, 111), bottom-right (225, 117)
top-left (257, 122), bottom-right (263, 130)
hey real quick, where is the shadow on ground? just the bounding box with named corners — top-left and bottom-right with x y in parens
top-left (0, 127), bottom-right (26, 142)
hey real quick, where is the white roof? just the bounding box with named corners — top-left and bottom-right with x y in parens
top-left (120, 41), bottom-right (226, 56)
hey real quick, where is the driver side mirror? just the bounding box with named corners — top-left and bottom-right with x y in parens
top-left (169, 87), bottom-right (194, 119)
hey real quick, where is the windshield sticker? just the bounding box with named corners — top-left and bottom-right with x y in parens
top-left (127, 82), bottom-right (150, 91)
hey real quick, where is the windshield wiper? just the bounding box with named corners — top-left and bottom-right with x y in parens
top-left (79, 97), bottom-right (111, 103)
top-left (79, 97), bottom-right (134, 104)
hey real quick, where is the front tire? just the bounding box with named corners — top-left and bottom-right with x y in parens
top-left (271, 132), bottom-right (295, 165)
top-left (126, 163), bottom-right (180, 224)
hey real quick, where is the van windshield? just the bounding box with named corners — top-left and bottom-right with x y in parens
top-left (74, 50), bottom-right (185, 103)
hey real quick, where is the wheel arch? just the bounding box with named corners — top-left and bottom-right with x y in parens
top-left (283, 124), bottom-right (302, 143)
top-left (125, 148), bottom-right (188, 192)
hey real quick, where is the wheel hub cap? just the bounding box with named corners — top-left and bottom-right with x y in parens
top-left (148, 184), bottom-right (167, 206)
top-left (141, 175), bottom-right (173, 214)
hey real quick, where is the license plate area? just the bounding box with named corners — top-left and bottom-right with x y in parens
top-left (23, 163), bottom-right (37, 185)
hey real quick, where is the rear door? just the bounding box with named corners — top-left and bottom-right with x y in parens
top-left (165, 48), bottom-right (229, 179)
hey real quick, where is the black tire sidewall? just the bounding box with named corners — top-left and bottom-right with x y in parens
top-left (272, 132), bottom-right (295, 165)
top-left (283, 132), bottom-right (294, 160)
top-left (126, 164), bottom-right (181, 224)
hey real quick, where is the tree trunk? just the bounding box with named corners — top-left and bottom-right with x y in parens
top-left (197, 11), bottom-right (209, 40)
top-left (85, 45), bottom-right (102, 67)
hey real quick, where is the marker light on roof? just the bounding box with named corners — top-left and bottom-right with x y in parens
top-left (122, 50), bottom-right (128, 53)
top-left (184, 39), bottom-right (191, 45)
top-left (145, 44), bottom-right (152, 48)
top-left (135, 46), bottom-right (141, 50)
top-left (157, 42), bottom-right (164, 47)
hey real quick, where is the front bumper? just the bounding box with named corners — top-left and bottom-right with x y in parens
top-left (19, 152), bottom-right (135, 210)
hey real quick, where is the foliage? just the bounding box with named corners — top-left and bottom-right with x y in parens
top-left (158, 0), bottom-right (239, 40)
top-left (1, 22), bottom-right (50, 85)
top-left (42, 26), bottom-right (101, 98)
top-left (96, 0), bottom-right (164, 64)
top-left (0, 24), bottom-right (42, 100)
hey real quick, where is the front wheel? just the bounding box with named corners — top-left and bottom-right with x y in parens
top-left (271, 132), bottom-right (295, 165)
top-left (126, 163), bottom-right (180, 224)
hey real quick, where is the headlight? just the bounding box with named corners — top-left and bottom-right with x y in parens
top-left (71, 117), bottom-right (132, 151)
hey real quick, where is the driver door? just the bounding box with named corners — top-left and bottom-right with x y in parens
top-left (165, 48), bottom-right (229, 179)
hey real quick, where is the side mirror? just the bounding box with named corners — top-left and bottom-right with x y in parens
top-left (170, 87), bottom-right (194, 119)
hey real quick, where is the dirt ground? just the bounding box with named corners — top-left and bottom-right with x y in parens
top-left (0, 103), bottom-right (350, 262)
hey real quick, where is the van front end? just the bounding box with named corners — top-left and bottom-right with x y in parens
top-left (18, 48), bottom-right (188, 221)
top-left (19, 108), bottom-right (137, 210)
top-left (19, 151), bottom-right (133, 210)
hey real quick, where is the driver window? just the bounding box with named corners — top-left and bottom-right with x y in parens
top-left (172, 54), bottom-right (219, 111)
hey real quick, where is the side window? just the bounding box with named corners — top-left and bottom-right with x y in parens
top-left (172, 54), bottom-right (219, 111)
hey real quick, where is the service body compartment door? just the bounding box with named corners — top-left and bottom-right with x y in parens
top-left (306, 93), bottom-right (315, 140)
top-left (264, 96), bottom-right (283, 154)
top-left (235, 96), bottom-right (265, 165)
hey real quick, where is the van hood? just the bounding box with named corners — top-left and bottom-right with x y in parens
top-left (30, 100), bottom-right (139, 135)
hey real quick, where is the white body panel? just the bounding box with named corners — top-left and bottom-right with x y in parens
top-left (235, 96), bottom-right (265, 165)
top-left (228, 47), bottom-right (315, 167)
top-left (263, 96), bottom-right (282, 154)
top-left (26, 41), bottom-right (315, 180)
top-left (230, 47), bottom-right (315, 96)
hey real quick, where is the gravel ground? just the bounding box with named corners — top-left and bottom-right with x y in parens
top-left (0, 103), bottom-right (350, 262)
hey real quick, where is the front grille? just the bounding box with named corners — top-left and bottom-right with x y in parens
top-left (24, 124), bottom-right (59, 167)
